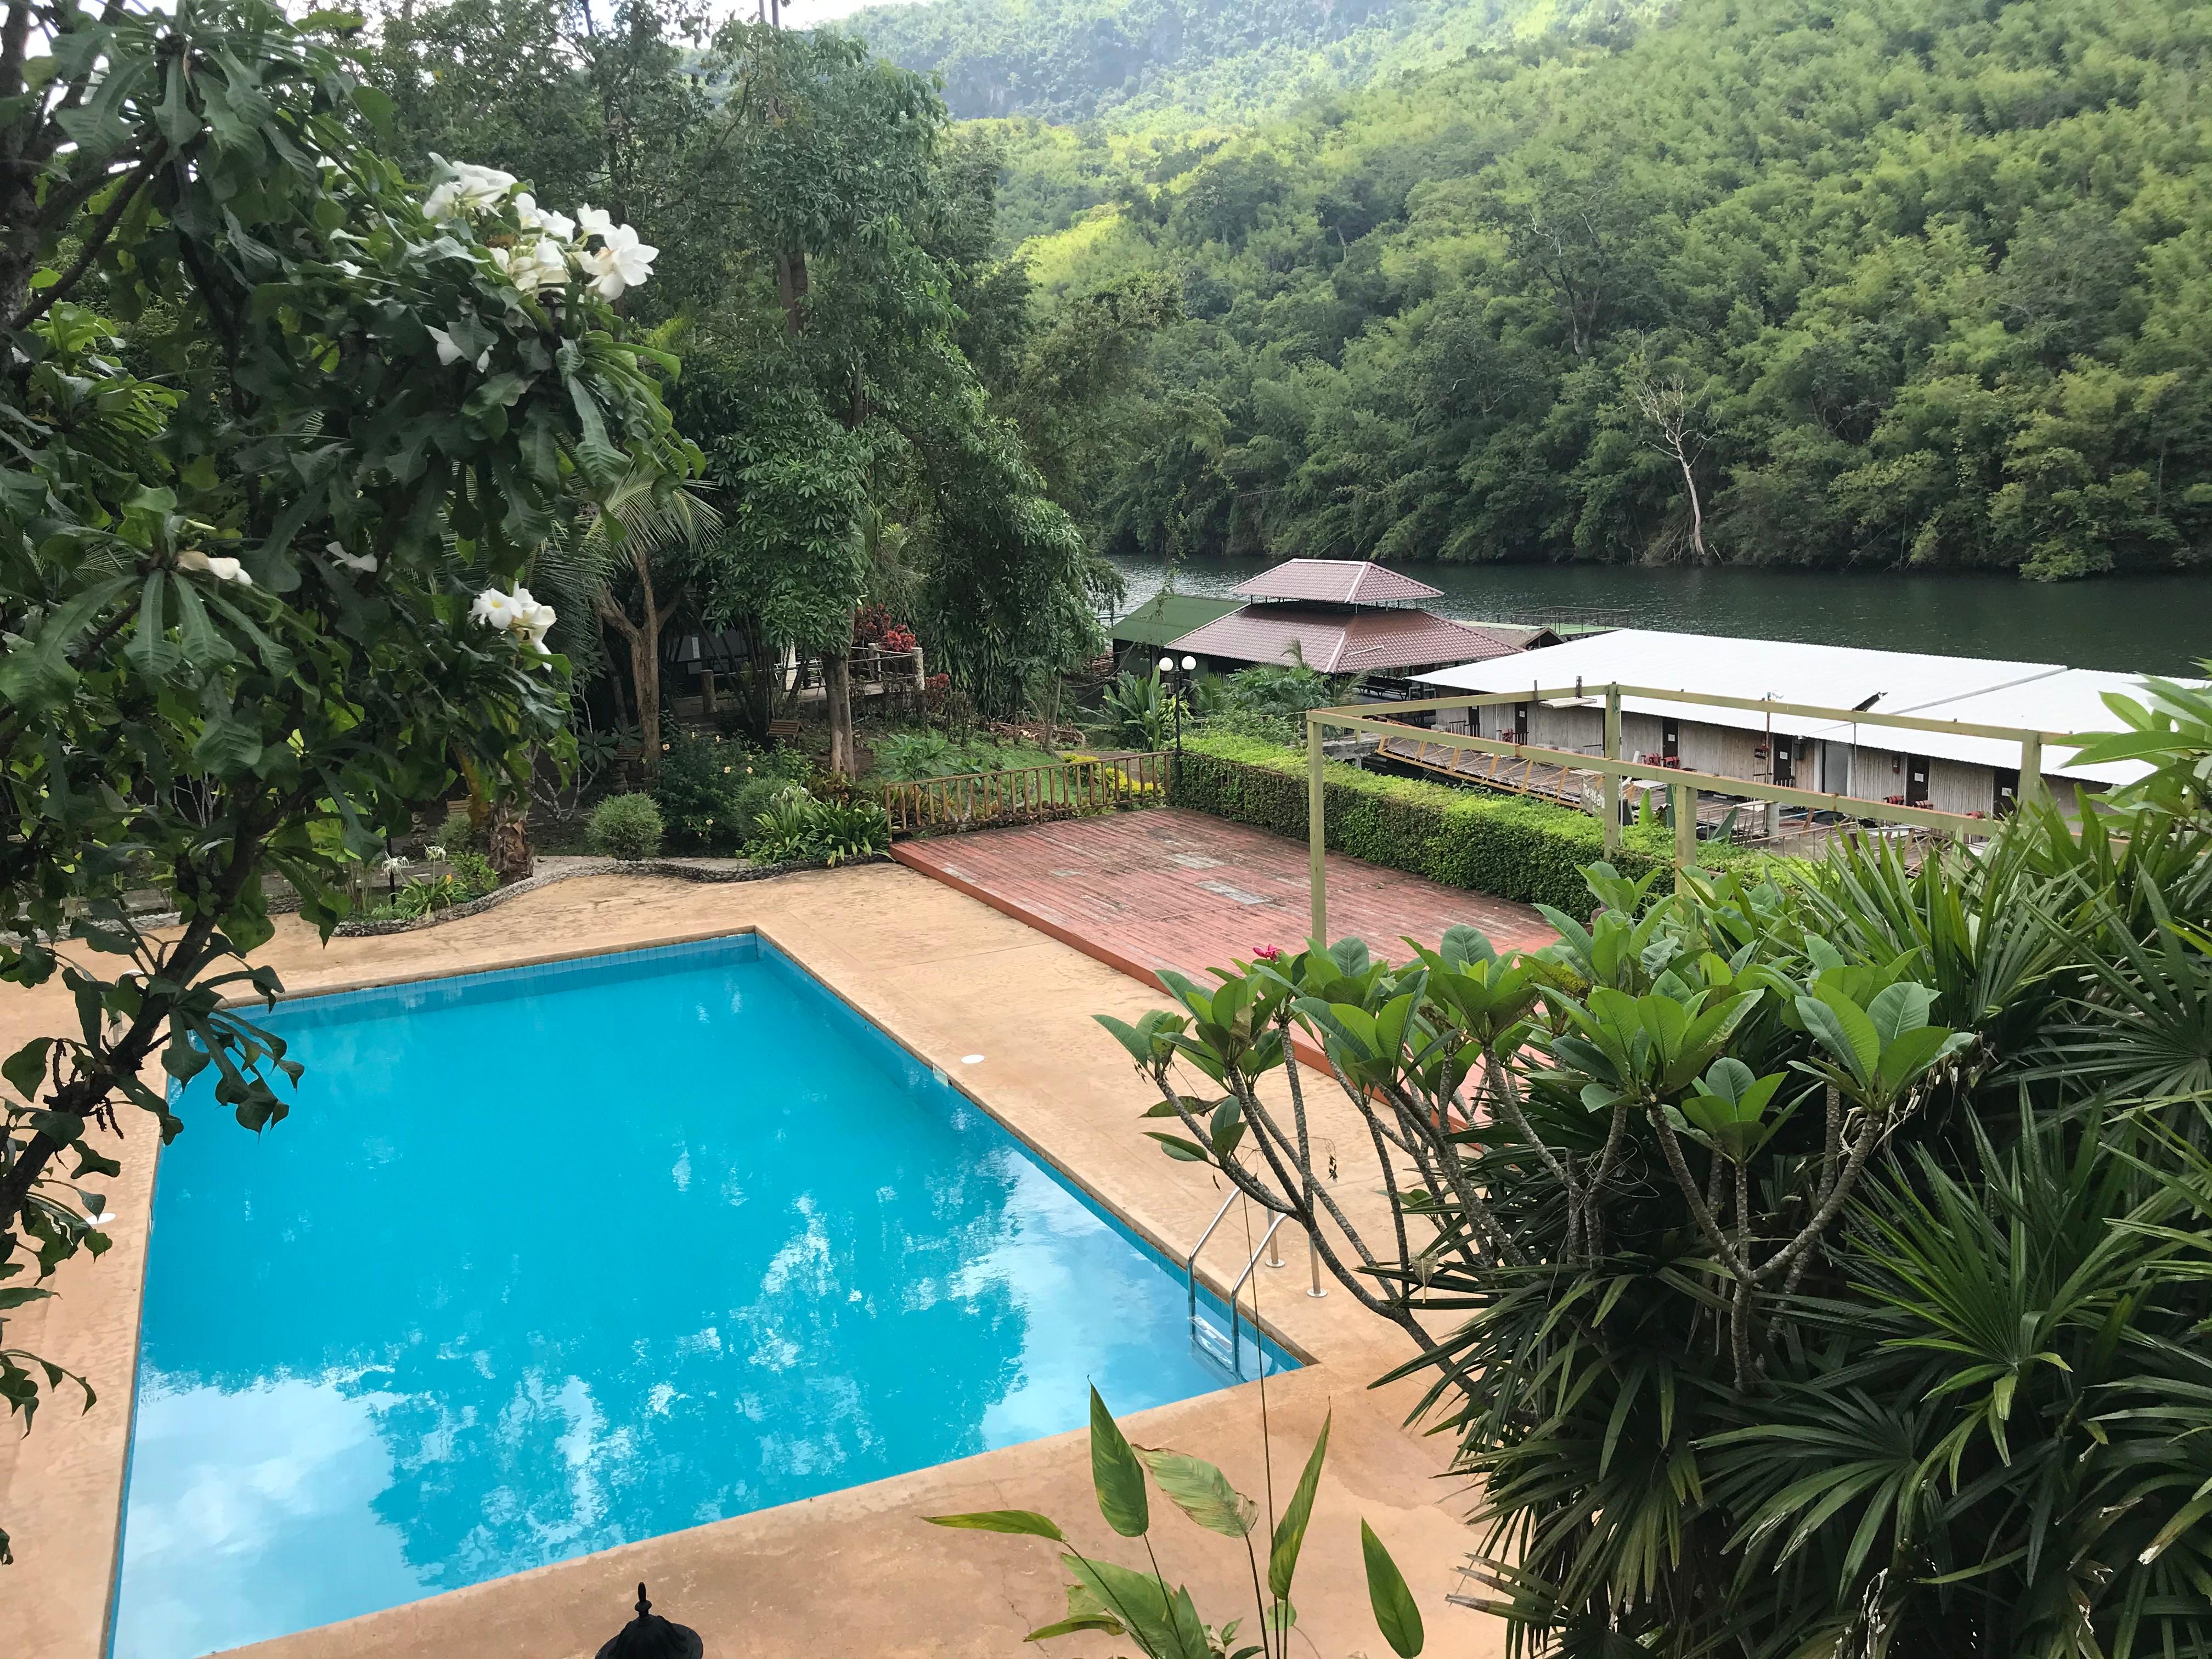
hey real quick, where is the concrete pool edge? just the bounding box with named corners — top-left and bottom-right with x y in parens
top-left (4, 866), bottom-right (1482, 1659)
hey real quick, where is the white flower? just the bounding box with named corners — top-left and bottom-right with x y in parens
top-left (574, 204), bottom-right (615, 241)
top-left (584, 223), bottom-right (658, 301)
top-left (425, 844), bottom-right (448, 861)
top-left (428, 325), bottom-right (491, 373)
top-left (423, 161), bottom-right (517, 221)
top-left (510, 238), bottom-right (571, 294)
top-left (326, 541), bottom-right (377, 574)
top-left (380, 853), bottom-right (407, 876)
top-left (176, 549), bottom-right (252, 586)
top-left (517, 599), bottom-right (557, 653)
top-left (515, 194), bottom-right (577, 245)
top-left (471, 587), bottom-right (557, 659)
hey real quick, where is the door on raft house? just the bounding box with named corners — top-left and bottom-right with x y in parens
top-left (1905, 755), bottom-right (1932, 806)
top-left (1771, 737), bottom-right (1795, 789)
top-left (1662, 718), bottom-right (1679, 764)
top-left (1994, 766), bottom-right (2020, 816)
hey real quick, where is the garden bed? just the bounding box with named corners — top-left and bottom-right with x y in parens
top-left (330, 851), bottom-right (894, 935)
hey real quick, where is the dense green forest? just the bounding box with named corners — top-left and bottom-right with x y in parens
top-left (855, 0), bottom-right (2212, 579)
top-left (841, 0), bottom-right (1646, 123)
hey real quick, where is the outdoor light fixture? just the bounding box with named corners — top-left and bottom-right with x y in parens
top-left (596, 1583), bottom-right (703, 1659)
top-left (1157, 654), bottom-right (1192, 761)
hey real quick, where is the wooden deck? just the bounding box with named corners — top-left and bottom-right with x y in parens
top-left (1375, 732), bottom-right (1745, 832)
top-left (1375, 732), bottom-right (1590, 806)
top-left (890, 808), bottom-right (1554, 988)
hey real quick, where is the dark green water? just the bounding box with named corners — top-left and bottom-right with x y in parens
top-left (1103, 555), bottom-right (2212, 676)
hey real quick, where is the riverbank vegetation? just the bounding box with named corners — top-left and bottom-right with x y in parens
top-left (857, 0), bottom-right (2212, 580)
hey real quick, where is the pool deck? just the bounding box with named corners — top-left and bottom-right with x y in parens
top-left (893, 806), bottom-right (1555, 985)
top-left (2, 861), bottom-right (1509, 1659)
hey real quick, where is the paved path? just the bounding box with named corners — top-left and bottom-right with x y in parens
top-left (892, 807), bottom-right (1553, 985)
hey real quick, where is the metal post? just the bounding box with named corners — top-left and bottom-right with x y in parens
top-left (1672, 781), bottom-right (1696, 873)
top-left (1602, 684), bottom-right (1622, 852)
top-left (1307, 713), bottom-right (1327, 946)
top-left (1307, 1224), bottom-right (1327, 1298)
top-left (2020, 732), bottom-right (2044, 809)
top-left (1265, 1226), bottom-right (1284, 1269)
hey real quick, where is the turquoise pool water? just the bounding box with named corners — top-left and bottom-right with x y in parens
top-left (109, 935), bottom-right (1289, 1659)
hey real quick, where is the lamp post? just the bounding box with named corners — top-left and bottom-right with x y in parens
top-left (1156, 653), bottom-right (1196, 759)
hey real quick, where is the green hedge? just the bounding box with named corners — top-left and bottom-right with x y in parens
top-left (1171, 731), bottom-right (1750, 914)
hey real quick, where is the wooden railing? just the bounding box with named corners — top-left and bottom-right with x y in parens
top-left (885, 752), bottom-right (1173, 835)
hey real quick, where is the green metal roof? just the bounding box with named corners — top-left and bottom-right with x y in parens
top-left (1109, 592), bottom-right (1239, 649)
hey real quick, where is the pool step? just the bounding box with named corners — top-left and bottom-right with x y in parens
top-left (1190, 1313), bottom-right (1244, 1376)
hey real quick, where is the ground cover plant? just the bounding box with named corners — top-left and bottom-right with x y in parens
top-left (1102, 675), bottom-right (2212, 1655)
top-left (868, 729), bottom-right (1062, 782)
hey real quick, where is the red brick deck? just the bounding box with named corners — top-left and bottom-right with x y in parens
top-left (890, 808), bottom-right (1553, 989)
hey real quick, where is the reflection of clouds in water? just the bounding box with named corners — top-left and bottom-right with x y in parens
top-left (121, 941), bottom-right (1256, 1659)
top-left (112, 1376), bottom-right (427, 1659)
top-left (759, 1195), bottom-right (834, 1298)
top-left (953, 1159), bottom-right (1167, 1451)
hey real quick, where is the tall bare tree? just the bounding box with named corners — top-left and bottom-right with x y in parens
top-left (1624, 358), bottom-right (1711, 561)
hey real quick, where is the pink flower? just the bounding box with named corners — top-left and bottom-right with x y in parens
top-left (1252, 945), bottom-right (1283, 962)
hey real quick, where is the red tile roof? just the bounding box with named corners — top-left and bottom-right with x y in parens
top-left (1166, 604), bottom-right (1527, 674)
top-left (1228, 558), bottom-right (1444, 605)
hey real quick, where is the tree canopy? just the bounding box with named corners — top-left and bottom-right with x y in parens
top-left (371, 3), bottom-right (1120, 721)
top-left (916, 0), bottom-right (2212, 579)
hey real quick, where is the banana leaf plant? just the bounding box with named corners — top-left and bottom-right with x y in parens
top-left (928, 1386), bottom-right (1423, 1659)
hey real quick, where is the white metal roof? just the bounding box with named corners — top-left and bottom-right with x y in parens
top-left (1414, 629), bottom-right (2185, 783)
top-left (1849, 668), bottom-right (2201, 784)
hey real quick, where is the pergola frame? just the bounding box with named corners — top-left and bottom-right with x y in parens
top-left (1301, 682), bottom-right (2077, 941)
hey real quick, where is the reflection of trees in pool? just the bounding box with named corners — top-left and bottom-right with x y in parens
top-left (140, 1059), bottom-right (1031, 1584)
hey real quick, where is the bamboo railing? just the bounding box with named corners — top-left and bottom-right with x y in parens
top-left (885, 752), bottom-right (1172, 834)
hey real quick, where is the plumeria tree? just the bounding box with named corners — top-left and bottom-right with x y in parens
top-left (0, 0), bottom-right (687, 1561)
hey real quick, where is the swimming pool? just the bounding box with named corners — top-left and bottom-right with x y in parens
top-left (109, 934), bottom-right (1290, 1659)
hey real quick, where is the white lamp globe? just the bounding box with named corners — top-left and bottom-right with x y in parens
top-left (1158, 656), bottom-right (1175, 675)
top-left (1181, 655), bottom-right (1197, 672)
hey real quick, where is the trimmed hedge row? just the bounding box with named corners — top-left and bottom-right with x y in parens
top-left (1172, 731), bottom-right (1718, 914)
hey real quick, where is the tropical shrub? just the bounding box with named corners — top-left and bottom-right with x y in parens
top-left (1098, 676), bottom-right (2212, 1656)
top-left (652, 730), bottom-right (753, 851)
top-left (1102, 668), bottom-right (1183, 750)
top-left (435, 806), bottom-right (484, 855)
top-left (587, 794), bottom-right (665, 861)
top-left (747, 786), bottom-right (890, 865)
top-left (930, 1387), bottom-right (1425, 1659)
top-left (1189, 664), bottom-right (1346, 748)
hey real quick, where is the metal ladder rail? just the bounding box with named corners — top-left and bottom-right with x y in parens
top-left (1186, 1191), bottom-right (1238, 1323)
top-left (1224, 1214), bottom-right (1289, 1376)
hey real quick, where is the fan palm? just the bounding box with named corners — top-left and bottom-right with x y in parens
top-left (531, 468), bottom-right (725, 780)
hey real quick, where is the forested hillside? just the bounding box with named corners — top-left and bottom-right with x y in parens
top-left (937, 0), bottom-right (2212, 578)
top-left (843, 0), bottom-right (1644, 123)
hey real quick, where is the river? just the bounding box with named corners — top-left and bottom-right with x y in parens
top-left (1100, 555), bottom-right (2212, 676)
